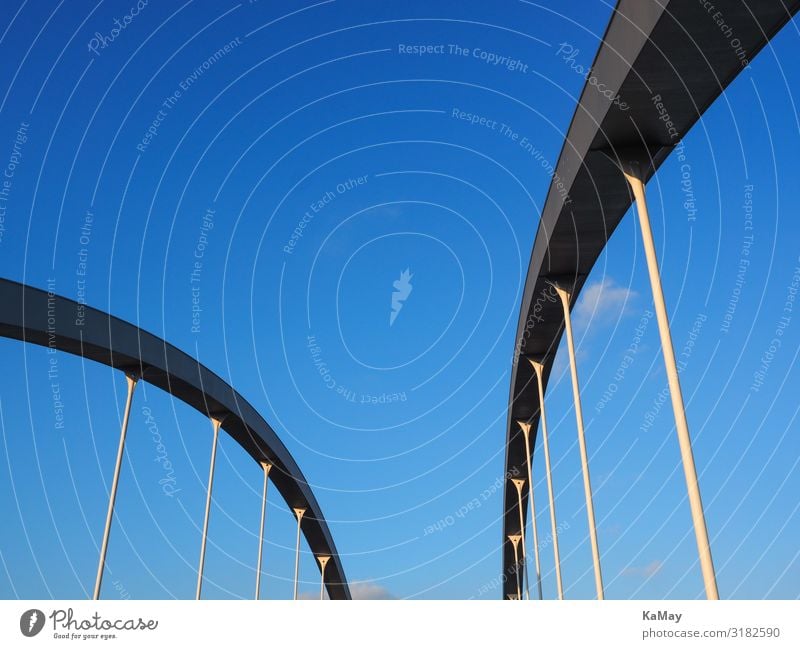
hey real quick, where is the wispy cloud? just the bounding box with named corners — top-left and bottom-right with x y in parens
top-left (573, 278), bottom-right (637, 331)
top-left (298, 580), bottom-right (396, 601)
top-left (622, 560), bottom-right (663, 578)
top-left (350, 580), bottom-right (395, 600)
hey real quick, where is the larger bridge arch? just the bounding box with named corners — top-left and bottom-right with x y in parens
top-left (501, 0), bottom-right (800, 599)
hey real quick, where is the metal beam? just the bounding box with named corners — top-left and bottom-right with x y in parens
top-left (255, 462), bottom-right (272, 600)
top-left (196, 417), bottom-right (221, 600)
top-left (621, 158), bottom-right (718, 599)
top-left (93, 373), bottom-right (138, 600)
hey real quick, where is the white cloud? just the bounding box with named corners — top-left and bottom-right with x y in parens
top-left (573, 278), bottom-right (637, 332)
top-left (350, 581), bottom-right (395, 600)
top-left (298, 580), bottom-right (395, 601)
top-left (622, 560), bottom-right (663, 578)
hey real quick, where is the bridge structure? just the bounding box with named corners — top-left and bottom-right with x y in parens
top-left (0, 278), bottom-right (350, 600)
top-left (1, 0), bottom-right (798, 603)
top-left (500, 0), bottom-right (800, 601)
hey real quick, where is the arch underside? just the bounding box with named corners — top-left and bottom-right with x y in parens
top-left (501, 0), bottom-right (800, 599)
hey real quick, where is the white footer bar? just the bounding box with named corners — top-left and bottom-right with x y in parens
top-left (1, 600), bottom-right (797, 648)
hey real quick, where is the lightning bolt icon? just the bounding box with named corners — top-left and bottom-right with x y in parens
top-left (28, 611), bottom-right (37, 632)
top-left (390, 268), bottom-right (413, 326)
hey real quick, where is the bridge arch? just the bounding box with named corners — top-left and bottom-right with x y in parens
top-left (501, 0), bottom-right (800, 599)
top-left (0, 277), bottom-right (350, 600)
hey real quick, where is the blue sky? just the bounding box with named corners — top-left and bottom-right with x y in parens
top-left (0, 0), bottom-right (798, 600)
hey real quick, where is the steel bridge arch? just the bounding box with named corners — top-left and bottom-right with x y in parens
top-left (501, 0), bottom-right (800, 599)
top-left (0, 277), bottom-right (350, 600)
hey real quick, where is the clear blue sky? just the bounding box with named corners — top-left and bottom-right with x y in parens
top-left (0, 0), bottom-right (798, 600)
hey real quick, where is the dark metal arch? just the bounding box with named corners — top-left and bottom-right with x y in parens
top-left (502, 0), bottom-right (800, 598)
top-left (0, 277), bottom-right (350, 600)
